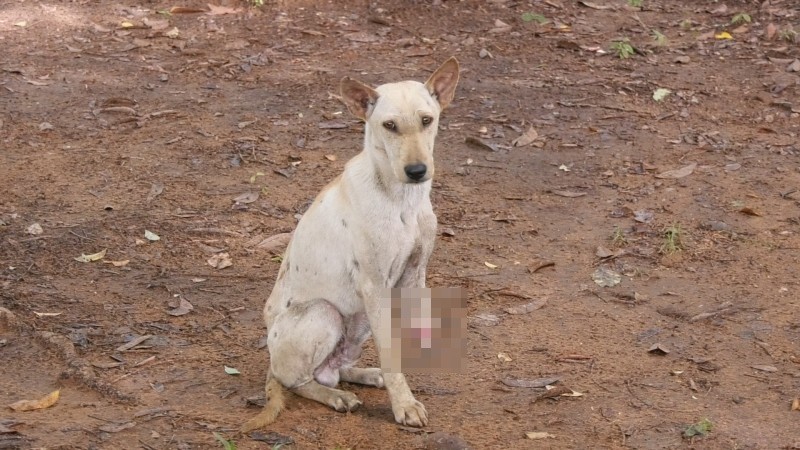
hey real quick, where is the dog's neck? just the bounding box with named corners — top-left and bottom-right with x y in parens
top-left (344, 148), bottom-right (431, 212)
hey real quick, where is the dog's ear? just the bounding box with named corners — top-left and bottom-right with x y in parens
top-left (340, 77), bottom-right (379, 121)
top-left (425, 57), bottom-right (460, 110)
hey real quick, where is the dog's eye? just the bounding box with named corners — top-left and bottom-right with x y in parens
top-left (421, 116), bottom-right (433, 127)
top-left (383, 121), bottom-right (397, 131)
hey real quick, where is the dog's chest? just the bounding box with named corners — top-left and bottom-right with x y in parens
top-left (378, 210), bottom-right (432, 287)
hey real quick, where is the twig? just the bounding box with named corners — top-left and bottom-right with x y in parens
top-left (625, 380), bottom-right (653, 408)
top-left (187, 228), bottom-right (244, 237)
top-left (689, 302), bottom-right (734, 322)
top-left (557, 101), bottom-right (648, 116)
top-left (69, 230), bottom-right (94, 241)
top-left (743, 373), bottom-right (770, 382)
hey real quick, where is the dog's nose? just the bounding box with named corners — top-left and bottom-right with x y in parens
top-left (404, 164), bottom-right (427, 181)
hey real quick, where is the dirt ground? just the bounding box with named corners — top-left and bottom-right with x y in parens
top-left (2, 0), bottom-right (800, 448)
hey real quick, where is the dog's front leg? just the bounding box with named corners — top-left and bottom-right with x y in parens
top-left (360, 279), bottom-right (429, 427)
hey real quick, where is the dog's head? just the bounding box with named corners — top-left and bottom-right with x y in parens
top-left (340, 58), bottom-right (459, 184)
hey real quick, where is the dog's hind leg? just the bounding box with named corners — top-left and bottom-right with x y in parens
top-left (268, 298), bottom-right (363, 412)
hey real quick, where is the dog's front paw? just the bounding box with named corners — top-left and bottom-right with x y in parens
top-left (330, 390), bottom-right (363, 413)
top-left (392, 399), bottom-right (428, 427)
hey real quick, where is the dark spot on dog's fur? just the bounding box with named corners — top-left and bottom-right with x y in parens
top-left (272, 331), bottom-right (278, 338)
top-left (392, 245), bottom-right (423, 288)
top-left (286, 299), bottom-right (292, 307)
top-left (295, 264), bottom-right (299, 272)
top-left (374, 166), bottom-right (387, 193)
top-left (387, 256), bottom-right (397, 282)
top-left (352, 259), bottom-right (360, 271)
top-left (400, 213), bottom-right (406, 225)
top-left (342, 219), bottom-right (348, 228)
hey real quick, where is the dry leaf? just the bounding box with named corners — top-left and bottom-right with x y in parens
top-left (324, 154), bottom-right (337, 161)
top-left (142, 18), bottom-right (169, 30)
top-left (115, 334), bottom-right (153, 352)
top-left (74, 248), bottom-right (107, 263)
top-left (526, 432), bottom-right (556, 440)
top-left (345, 32), bottom-right (379, 43)
top-left (596, 246), bottom-right (615, 259)
top-left (502, 376), bottom-right (559, 388)
top-left (751, 365), bottom-right (778, 373)
top-left (634, 210), bottom-right (654, 223)
top-left (255, 233), bottom-right (292, 253)
top-left (8, 390), bottom-right (60, 411)
top-left (167, 297), bottom-right (193, 316)
top-left (233, 192), bottom-right (259, 204)
top-left (206, 4), bottom-right (241, 15)
top-left (405, 47), bottom-right (433, 57)
top-left (655, 162), bottom-right (696, 179)
top-left (33, 311), bottom-right (62, 317)
top-left (23, 78), bottom-right (51, 86)
top-left (792, 398), bottom-right (800, 411)
top-left (207, 252), bottom-right (232, 269)
top-left (648, 343), bottom-right (670, 355)
top-left (739, 207), bottom-right (762, 217)
top-left (26, 223), bottom-right (43, 235)
top-left (497, 352), bottom-right (512, 362)
top-left (697, 31), bottom-right (716, 40)
top-left (535, 385), bottom-right (574, 402)
top-left (169, 6), bottom-right (206, 14)
top-left (484, 261), bottom-right (498, 269)
top-left (465, 136), bottom-right (499, 152)
top-left (103, 260), bottom-right (129, 267)
top-left (592, 266), bottom-right (621, 287)
top-left (146, 182), bottom-right (164, 203)
top-left (318, 120), bottom-right (348, 129)
top-left (550, 190), bottom-right (586, 198)
top-left (709, 4), bottom-right (727, 15)
top-left (561, 389), bottom-right (584, 397)
top-left (766, 23), bottom-right (778, 40)
top-left (578, 1), bottom-right (614, 10)
top-left (715, 31), bottom-right (733, 40)
top-left (99, 421), bottom-right (136, 433)
top-left (504, 298), bottom-right (547, 315)
top-left (512, 126), bottom-right (539, 147)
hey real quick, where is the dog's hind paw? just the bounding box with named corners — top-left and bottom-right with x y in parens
top-left (330, 390), bottom-right (362, 413)
top-left (393, 399), bottom-right (428, 427)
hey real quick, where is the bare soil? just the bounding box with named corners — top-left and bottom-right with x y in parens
top-left (2, 0), bottom-right (800, 449)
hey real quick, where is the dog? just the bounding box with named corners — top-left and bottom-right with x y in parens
top-left (242, 57), bottom-right (459, 431)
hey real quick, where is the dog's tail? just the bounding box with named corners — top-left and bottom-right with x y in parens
top-left (241, 372), bottom-right (285, 432)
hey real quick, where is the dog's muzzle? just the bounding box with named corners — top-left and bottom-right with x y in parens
top-left (404, 164), bottom-right (428, 182)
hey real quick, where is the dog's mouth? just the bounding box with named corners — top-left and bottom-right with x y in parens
top-left (404, 177), bottom-right (429, 184)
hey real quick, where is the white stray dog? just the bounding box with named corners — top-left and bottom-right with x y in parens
top-left (243, 58), bottom-right (459, 431)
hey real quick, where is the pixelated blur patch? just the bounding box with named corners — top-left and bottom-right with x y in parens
top-left (378, 287), bottom-right (467, 374)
